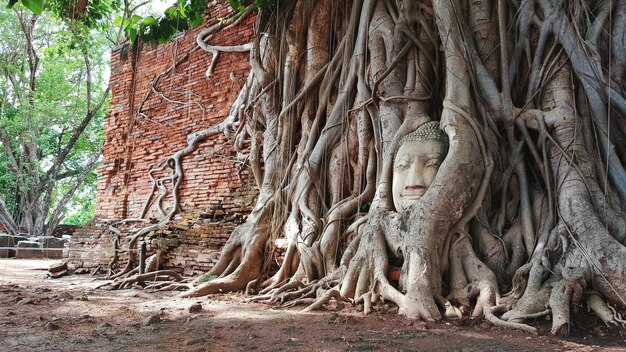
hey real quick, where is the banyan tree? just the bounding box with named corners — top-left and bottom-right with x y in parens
top-left (113, 0), bottom-right (626, 335)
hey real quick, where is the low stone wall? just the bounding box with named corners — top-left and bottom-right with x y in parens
top-left (66, 221), bottom-right (113, 269)
top-left (15, 241), bottom-right (45, 259)
top-left (0, 235), bottom-right (27, 258)
top-left (0, 234), bottom-right (67, 259)
top-left (52, 225), bottom-right (79, 238)
top-left (66, 210), bottom-right (263, 276)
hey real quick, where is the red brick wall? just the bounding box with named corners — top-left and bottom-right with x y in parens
top-left (97, 6), bottom-right (258, 221)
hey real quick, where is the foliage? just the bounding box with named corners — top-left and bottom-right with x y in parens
top-left (0, 5), bottom-right (112, 231)
top-left (5, 0), bottom-right (283, 44)
top-left (7, 0), bottom-right (121, 26)
top-left (124, 0), bottom-right (283, 43)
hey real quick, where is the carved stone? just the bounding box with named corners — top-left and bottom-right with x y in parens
top-left (392, 121), bottom-right (448, 212)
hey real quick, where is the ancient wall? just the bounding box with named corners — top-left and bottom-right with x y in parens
top-left (68, 6), bottom-right (259, 272)
top-left (97, 5), bottom-right (257, 221)
top-left (67, 210), bottom-right (247, 276)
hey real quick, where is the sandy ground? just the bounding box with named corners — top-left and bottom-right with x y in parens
top-left (1, 259), bottom-right (625, 352)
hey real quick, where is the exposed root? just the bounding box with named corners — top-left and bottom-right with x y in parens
top-left (99, 270), bottom-right (185, 290)
top-left (485, 311), bottom-right (538, 335)
top-left (152, 282), bottom-right (195, 292)
top-left (587, 292), bottom-right (626, 328)
top-left (548, 279), bottom-right (584, 336)
top-left (302, 288), bottom-right (345, 312)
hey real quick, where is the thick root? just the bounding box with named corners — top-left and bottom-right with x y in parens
top-left (302, 288), bottom-right (345, 312)
top-left (549, 279), bottom-right (584, 336)
top-left (586, 293), bottom-right (626, 327)
top-left (179, 273), bottom-right (253, 298)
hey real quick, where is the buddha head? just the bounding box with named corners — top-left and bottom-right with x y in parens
top-left (392, 121), bottom-right (449, 212)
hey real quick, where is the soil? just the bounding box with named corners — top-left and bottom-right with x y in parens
top-left (1, 259), bottom-right (625, 352)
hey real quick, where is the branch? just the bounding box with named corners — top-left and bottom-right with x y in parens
top-left (15, 10), bottom-right (40, 182)
top-left (45, 147), bottom-right (103, 233)
top-left (54, 167), bottom-right (84, 181)
top-left (84, 55), bottom-right (92, 112)
top-left (0, 194), bottom-right (18, 234)
top-left (129, 0), bottom-right (150, 14)
top-left (91, 86), bottom-right (110, 116)
top-left (46, 27), bottom-right (110, 181)
top-left (3, 68), bottom-right (24, 101)
top-left (45, 86), bottom-right (109, 180)
top-left (0, 129), bottom-right (20, 174)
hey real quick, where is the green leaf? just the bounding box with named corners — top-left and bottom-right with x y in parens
top-left (129, 27), bottom-right (137, 43)
top-left (113, 15), bottom-right (123, 26)
top-left (21, 0), bottom-right (43, 15)
top-left (188, 13), bottom-right (203, 27)
top-left (176, 17), bottom-right (189, 31)
top-left (141, 16), bottom-right (158, 26)
top-left (164, 6), bottom-right (178, 19)
top-left (130, 15), bottom-right (141, 24)
top-left (6, 0), bottom-right (19, 8)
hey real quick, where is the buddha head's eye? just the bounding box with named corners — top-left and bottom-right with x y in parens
top-left (394, 160), bottom-right (410, 170)
top-left (425, 158), bottom-right (442, 168)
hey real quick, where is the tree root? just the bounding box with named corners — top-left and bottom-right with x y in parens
top-left (302, 288), bottom-right (345, 312)
top-left (150, 282), bottom-right (195, 292)
top-left (548, 279), bottom-right (585, 336)
top-left (485, 311), bottom-right (538, 335)
top-left (587, 293), bottom-right (626, 327)
top-left (98, 270), bottom-right (185, 290)
top-left (246, 280), bottom-right (305, 303)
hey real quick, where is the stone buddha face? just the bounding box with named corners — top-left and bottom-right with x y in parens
top-left (392, 121), bottom-right (448, 212)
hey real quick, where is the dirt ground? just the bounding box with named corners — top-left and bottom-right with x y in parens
top-left (1, 259), bottom-right (625, 352)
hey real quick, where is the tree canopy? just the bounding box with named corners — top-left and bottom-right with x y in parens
top-left (0, 3), bottom-right (112, 234)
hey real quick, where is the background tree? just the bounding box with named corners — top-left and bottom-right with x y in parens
top-left (0, 3), bottom-right (114, 235)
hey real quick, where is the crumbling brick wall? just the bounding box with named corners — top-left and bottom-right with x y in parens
top-left (69, 6), bottom-right (259, 272)
top-left (67, 210), bottom-right (250, 275)
top-left (97, 5), bottom-right (257, 221)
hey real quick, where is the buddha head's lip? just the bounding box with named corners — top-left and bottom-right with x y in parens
top-left (400, 192), bottom-right (425, 199)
